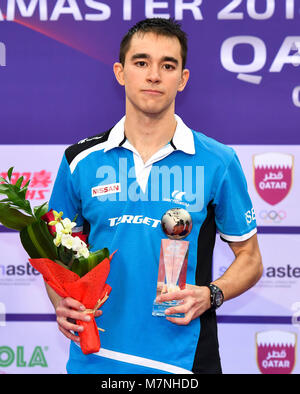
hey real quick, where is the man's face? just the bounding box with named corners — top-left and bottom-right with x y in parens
top-left (114, 32), bottom-right (189, 116)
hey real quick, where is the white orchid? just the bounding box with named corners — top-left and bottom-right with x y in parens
top-left (50, 212), bottom-right (90, 260)
top-left (61, 234), bottom-right (76, 250)
top-left (72, 236), bottom-right (90, 258)
top-left (55, 222), bottom-right (64, 236)
top-left (62, 218), bottom-right (77, 234)
top-left (53, 232), bottom-right (62, 247)
top-left (70, 235), bottom-right (84, 251)
top-left (55, 218), bottom-right (76, 236)
top-left (55, 233), bottom-right (90, 259)
top-left (75, 245), bottom-right (90, 259)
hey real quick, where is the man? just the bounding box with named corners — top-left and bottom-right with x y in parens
top-left (47, 18), bottom-right (263, 374)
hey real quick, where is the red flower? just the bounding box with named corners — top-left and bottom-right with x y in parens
top-left (41, 209), bottom-right (56, 237)
top-left (42, 210), bottom-right (89, 247)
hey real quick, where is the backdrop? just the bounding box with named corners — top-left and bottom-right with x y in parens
top-left (0, 0), bottom-right (299, 374)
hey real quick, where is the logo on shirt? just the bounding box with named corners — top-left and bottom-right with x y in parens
top-left (256, 331), bottom-right (297, 374)
top-left (163, 190), bottom-right (189, 208)
top-left (108, 215), bottom-right (160, 228)
top-left (245, 208), bottom-right (256, 225)
top-left (171, 190), bottom-right (186, 200)
top-left (91, 183), bottom-right (121, 197)
top-left (253, 153), bottom-right (294, 205)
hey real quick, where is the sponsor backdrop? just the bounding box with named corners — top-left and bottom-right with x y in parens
top-left (0, 0), bottom-right (299, 374)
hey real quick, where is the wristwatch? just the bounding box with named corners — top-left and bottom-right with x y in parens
top-left (208, 284), bottom-right (224, 310)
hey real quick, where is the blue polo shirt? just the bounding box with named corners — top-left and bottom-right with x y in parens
top-left (49, 115), bottom-right (257, 374)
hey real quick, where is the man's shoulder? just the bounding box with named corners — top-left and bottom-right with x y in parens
top-left (191, 129), bottom-right (235, 166)
top-left (65, 128), bottom-right (112, 165)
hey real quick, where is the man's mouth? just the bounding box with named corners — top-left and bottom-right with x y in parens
top-left (142, 89), bottom-right (163, 96)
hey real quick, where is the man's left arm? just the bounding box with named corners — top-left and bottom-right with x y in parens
top-left (157, 234), bottom-right (263, 325)
top-left (212, 233), bottom-right (263, 302)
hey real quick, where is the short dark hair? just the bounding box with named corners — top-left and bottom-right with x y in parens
top-left (119, 18), bottom-right (188, 69)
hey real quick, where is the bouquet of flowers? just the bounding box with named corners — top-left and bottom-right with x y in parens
top-left (0, 167), bottom-right (114, 355)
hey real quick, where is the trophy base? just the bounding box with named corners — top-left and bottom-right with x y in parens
top-left (152, 300), bottom-right (184, 318)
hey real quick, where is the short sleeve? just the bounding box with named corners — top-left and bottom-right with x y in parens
top-left (213, 151), bottom-right (257, 242)
top-left (49, 153), bottom-right (84, 228)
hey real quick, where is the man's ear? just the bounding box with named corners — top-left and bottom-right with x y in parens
top-left (177, 68), bottom-right (190, 92)
top-left (113, 62), bottom-right (125, 86)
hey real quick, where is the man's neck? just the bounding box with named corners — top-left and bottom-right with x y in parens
top-left (124, 106), bottom-right (177, 163)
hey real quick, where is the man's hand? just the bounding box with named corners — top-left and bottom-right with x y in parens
top-left (45, 283), bottom-right (102, 343)
top-left (156, 285), bottom-right (211, 325)
top-left (55, 296), bottom-right (102, 343)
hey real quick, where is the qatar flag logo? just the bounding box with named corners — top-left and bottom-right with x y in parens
top-left (253, 153), bottom-right (294, 205)
top-left (256, 331), bottom-right (297, 374)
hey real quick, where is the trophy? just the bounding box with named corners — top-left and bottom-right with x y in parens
top-left (152, 208), bottom-right (192, 318)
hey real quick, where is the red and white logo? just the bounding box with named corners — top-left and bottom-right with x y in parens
top-left (253, 153), bottom-right (294, 205)
top-left (91, 183), bottom-right (121, 197)
top-left (256, 330), bottom-right (297, 374)
top-left (0, 170), bottom-right (52, 202)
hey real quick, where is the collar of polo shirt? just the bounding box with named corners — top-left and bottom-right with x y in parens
top-left (103, 114), bottom-right (195, 156)
top-left (103, 115), bottom-right (195, 193)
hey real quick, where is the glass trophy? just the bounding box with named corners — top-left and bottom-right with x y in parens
top-left (152, 208), bottom-right (192, 318)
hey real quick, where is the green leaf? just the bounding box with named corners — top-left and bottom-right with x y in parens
top-left (19, 180), bottom-right (30, 200)
top-left (33, 202), bottom-right (49, 220)
top-left (0, 176), bottom-right (8, 184)
top-left (0, 183), bottom-right (10, 194)
top-left (20, 179), bottom-right (30, 191)
top-left (0, 203), bottom-right (35, 231)
top-left (15, 176), bottom-right (24, 189)
top-left (70, 248), bottom-right (109, 277)
top-left (7, 167), bottom-right (13, 181)
top-left (19, 219), bottom-right (58, 260)
top-left (0, 168), bottom-right (34, 217)
top-left (0, 198), bottom-right (11, 203)
top-left (4, 186), bottom-right (32, 215)
top-left (58, 245), bottom-right (74, 266)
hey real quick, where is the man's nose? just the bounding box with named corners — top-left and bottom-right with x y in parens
top-left (146, 65), bottom-right (161, 83)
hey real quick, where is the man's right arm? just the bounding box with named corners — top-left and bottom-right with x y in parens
top-left (46, 153), bottom-right (103, 342)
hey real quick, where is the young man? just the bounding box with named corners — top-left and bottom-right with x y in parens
top-left (47, 18), bottom-right (263, 374)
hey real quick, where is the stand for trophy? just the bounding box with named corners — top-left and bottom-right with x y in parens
top-left (152, 208), bottom-right (192, 318)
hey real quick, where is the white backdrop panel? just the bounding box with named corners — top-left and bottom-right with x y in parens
top-left (218, 324), bottom-right (299, 375)
top-left (213, 234), bottom-right (300, 317)
top-left (232, 145), bottom-right (300, 227)
top-left (0, 232), bottom-right (54, 314)
top-left (0, 321), bottom-right (69, 374)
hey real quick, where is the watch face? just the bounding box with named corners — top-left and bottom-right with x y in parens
top-left (209, 284), bottom-right (224, 309)
top-left (215, 292), bottom-right (223, 307)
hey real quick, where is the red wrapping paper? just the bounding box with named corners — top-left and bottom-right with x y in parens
top-left (29, 255), bottom-right (113, 355)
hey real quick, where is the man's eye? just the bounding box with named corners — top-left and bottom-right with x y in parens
top-left (136, 61), bottom-right (147, 67)
top-left (163, 64), bottom-right (175, 70)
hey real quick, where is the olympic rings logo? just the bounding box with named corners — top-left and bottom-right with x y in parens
top-left (259, 210), bottom-right (287, 223)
